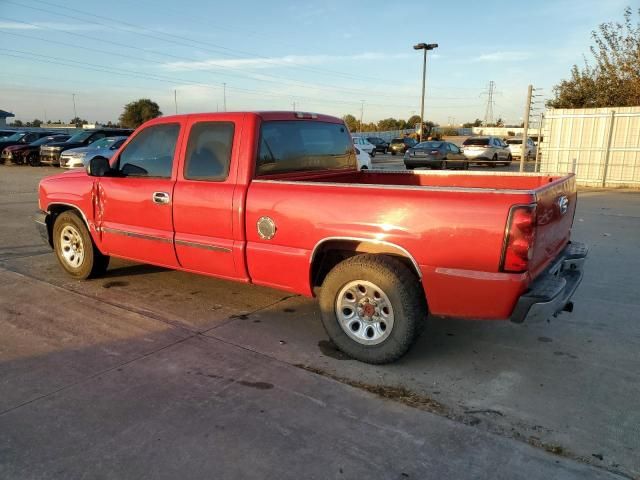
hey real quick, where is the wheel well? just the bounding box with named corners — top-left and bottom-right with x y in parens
top-left (310, 240), bottom-right (422, 291)
top-left (45, 204), bottom-right (88, 247)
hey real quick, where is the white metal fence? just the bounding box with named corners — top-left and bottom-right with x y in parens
top-left (539, 107), bottom-right (640, 187)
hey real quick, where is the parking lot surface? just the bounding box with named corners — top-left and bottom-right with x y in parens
top-left (0, 164), bottom-right (637, 479)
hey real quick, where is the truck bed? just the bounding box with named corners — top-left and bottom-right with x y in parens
top-left (271, 169), bottom-right (567, 193)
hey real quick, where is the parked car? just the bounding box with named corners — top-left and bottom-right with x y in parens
top-left (352, 136), bottom-right (376, 157)
top-left (36, 111), bottom-right (587, 364)
top-left (2, 134), bottom-right (70, 165)
top-left (366, 136), bottom-right (389, 154)
top-left (404, 141), bottom-right (469, 170)
top-left (506, 137), bottom-right (537, 160)
top-left (389, 137), bottom-right (417, 155)
top-left (462, 136), bottom-right (511, 166)
top-left (355, 147), bottom-right (372, 170)
top-left (0, 130), bottom-right (16, 138)
top-left (0, 131), bottom-right (57, 163)
top-left (39, 128), bottom-right (133, 166)
top-left (59, 136), bottom-right (128, 168)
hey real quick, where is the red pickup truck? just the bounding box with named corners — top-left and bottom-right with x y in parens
top-left (36, 112), bottom-right (587, 363)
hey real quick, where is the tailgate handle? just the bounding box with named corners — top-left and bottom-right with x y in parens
top-left (152, 192), bottom-right (170, 205)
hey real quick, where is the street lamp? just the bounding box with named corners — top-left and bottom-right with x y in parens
top-left (413, 43), bottom-right (438, 142)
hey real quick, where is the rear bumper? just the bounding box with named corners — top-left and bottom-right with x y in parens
top-left (510, 241), bottom-right (588, 323)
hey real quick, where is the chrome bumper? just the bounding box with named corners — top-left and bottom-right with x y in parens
top-left (510, 242), bottom-right (588, 324)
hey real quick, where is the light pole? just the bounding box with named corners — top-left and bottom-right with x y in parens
top-left (413, 43), bottom-right (438, 142)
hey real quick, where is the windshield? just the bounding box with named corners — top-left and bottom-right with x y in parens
top-left (66, 131), bottom-right (93, 143)
top-left (391, 139), bottom-right (404, 144)
top-left (415, 141), bottom-right (444, 149)
top-left (506, 139), bottom-right (522, 145)
top-left (463, 138), bottom-right (490, 146)
top-left (90, 137), bottom-right (118, 149)
top-left (4, 132), bottom-right (26, 141)
top-left (256, 121), bottom-right (356, 176)
top-left (31, 136), bottom-right (60, 146)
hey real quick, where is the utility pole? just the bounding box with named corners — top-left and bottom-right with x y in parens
top-left (413, 43), bottom-right (438, 142)
top-left (483, 81), bottom-right (495, 126)
top-left (359, 100), bottom-right (364, 133)
top-left (223, 83), bottom-right (227, 112)
top-left (520, 84), bottom-right (533, 172)
top-left (174, 89), bottom-right (178, 114)
top-left (535, 112), bottom-right (543, 172)
top-left (72, 93), bottom-right (77, 121)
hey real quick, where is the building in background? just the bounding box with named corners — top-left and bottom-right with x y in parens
top-left (0, 110), bottom-right (15, 128)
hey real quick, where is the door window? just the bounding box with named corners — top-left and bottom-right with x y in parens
top-left (448, 143), bottom-right (461, 153)
top-left (118, 123), bottom-right (179, 178)
top-left (184, 122), bottom-right (234, 181)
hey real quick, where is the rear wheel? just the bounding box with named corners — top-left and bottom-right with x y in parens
top-left (391, 151), bottom-right (396, 156)
top-left (319, 254), bottom-right (427, 364)
top-left (462, 161), bottom-right (469, 170)
top-left (440, 160), bottom-right (447, 170)
top-left (490, 154), bottom-right (498, 167)
top-left (370, 150), bottom-right (376, 158)
top-left (53, 211), bottom-right (109, 279)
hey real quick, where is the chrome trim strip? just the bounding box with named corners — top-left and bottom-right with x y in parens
top-left (252, 177), bottom-right (535, 195)
top-left (310, 236), bottom-right (422, 279)
top-left (175, 239), bottom-right (232, 253)
top-left (101, 227), bottom-right (172, 243)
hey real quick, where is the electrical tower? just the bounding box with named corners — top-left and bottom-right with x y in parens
top-left (482, 81), bottom-right (495, 126)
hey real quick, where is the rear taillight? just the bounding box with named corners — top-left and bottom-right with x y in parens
top-left (501, 204), bottom-right (537, 273)
top-left (430, 150), bottom-right (440, 155)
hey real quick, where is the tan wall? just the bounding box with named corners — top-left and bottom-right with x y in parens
top-left (540, 107), bottom-right (640, 188)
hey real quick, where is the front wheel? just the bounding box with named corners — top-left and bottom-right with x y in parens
top-left (370, 150), bottom-right (376, 158)
top-left (319, 254), bottom-right (427, 364)
top-left (53, 211), bottom-right (110, 279)
top-left (462, 161), bottom-right (469, 170)
top-left (391, 151), bottom-right (396, 156)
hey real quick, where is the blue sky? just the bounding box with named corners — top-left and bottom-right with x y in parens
top-left (0, 0), bottom-right (630, 125)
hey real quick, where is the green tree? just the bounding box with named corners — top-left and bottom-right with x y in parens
top-left (30, 119), bottom-right (43, 128)
top-left (377, 118), bottom-right (401, 131)
top-left (342, 114), bottom-right (358, 132)
top-left (407, 115), bottom-right (421, 127)
top-left (119, 98), bottom-right (162, 128)
top-left (70, 117), bottom-right (88, 128)
top-left (11, 120), bottom-right (23, 127)
top-left (462, 118), bottom-right (483, 128)
top-left (548, 7), bottom-right (640, 108)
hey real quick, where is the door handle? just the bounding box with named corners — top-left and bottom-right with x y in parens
top-left (152, 192), bottom-right (171, 205)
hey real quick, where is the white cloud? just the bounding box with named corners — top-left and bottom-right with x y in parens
top-left (473, 51), bottom-right (531, 62)
top-left (163, 52), bottom-right (411, 71)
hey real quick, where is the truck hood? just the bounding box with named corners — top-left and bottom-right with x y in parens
top-left (4, 144), bottom-right (30, 152)
top-left (0, 141), bottom-right (21, 150)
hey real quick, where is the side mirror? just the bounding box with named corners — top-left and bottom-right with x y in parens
top-left (86, 156), bottom-right (112, 177)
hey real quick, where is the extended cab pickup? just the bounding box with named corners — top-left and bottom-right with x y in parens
top-left (36, 112), bottom-right (587, 363)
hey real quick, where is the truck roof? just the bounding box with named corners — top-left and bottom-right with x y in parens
top-left (157, 111), bottom-right (344, 124)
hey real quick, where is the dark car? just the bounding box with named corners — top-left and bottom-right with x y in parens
top-left (366, 136), bottom-right (390, 154)
top-left (389, 137), bottom-right (417, 155)
top-left (0, 130), bottom-right (16, 138)
top-left (39, 128), bottom-right (133, 166)
top-left (0, 131), bottom-right (57, 162)
top-left (403, 141), bottom-right (469, 170)
top-left (2, 134), bottom-right (70, 165)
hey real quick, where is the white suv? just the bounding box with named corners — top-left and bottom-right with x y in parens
top-left (352, 136), bottom-right (376, 157)
top-left (462, 136), bottom-right (511, 167)
top-left (506, 137), bottom-right (537, 160)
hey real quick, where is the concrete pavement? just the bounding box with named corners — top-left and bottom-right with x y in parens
top-left (0, 166), bottom-right (636, 479)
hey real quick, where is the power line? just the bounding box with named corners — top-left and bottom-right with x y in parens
top-left (1, 49), bottom-right (482, 111)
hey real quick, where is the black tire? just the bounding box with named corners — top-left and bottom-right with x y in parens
top-left (490, 155), bottom-right (498, 167)
top-left (440, 160), bottom-right (447, 170)
top-left (383, 147), bottom-right (388, 154)
top-left (370, 150), bottom-right (376, 158)
top-left (319, 254), bottom-right (427, 364)
top-left (462, 161), bottom-right (469, 170)
top-left (391, 151), bottom-right (396, 156)
top-left (28, 153), bottom-right (40, 166)
top-left (360, 165), bottom-right (368, 170)
top-left (404, 164), bottom-right (413, 170)
top-left (53, 211), bottom-right (109, 279)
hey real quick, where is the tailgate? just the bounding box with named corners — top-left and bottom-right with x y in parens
top-left (530, 175), bottom-right (577, 279)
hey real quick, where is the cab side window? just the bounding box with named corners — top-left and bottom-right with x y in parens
top-left (184, 122), bottom-right (234, 181)
top-left (118, 123), bottom-right (180, 178)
